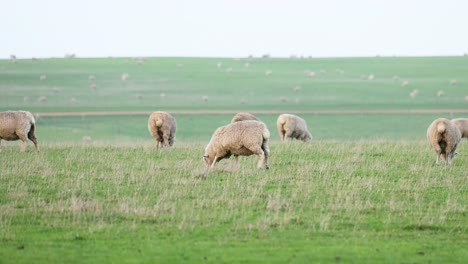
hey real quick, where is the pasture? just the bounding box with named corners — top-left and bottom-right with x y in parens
top-left (0, 56), bottom-right (467, 263)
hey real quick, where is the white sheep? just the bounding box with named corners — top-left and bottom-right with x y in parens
top-left (426, 118), bottom-right (461, 165)
top-left (148, 111), bottom-right (177, 149)
top-left (0, 111), bottom-right (39, 152)
top-left (277, 114), bottom-right (312, 143)
top-left (203, 120), bottom-right (270, 172)
top-left (451, 118), bottom-right (468, 139)
top-left (230, 112), bottom-right (260, 123)
top-left (410, 89), bottom-right (419, 98)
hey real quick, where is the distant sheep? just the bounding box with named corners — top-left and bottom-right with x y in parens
top-left (230, 112), bottom-right (260, 123)
top-left (121, 73), bottom-right (129, 81)
top-left (410, 89), bottom-right (419, 98)
top-left (38, 96), bottom-right (47, 103)
top-left (401, 80), bottom-right (409, 87)
top-left (203, 120), bottom-right (270, 172)
top-left (148, 111), bottom-right (177, 149)
top-left (39, 75), bottom-right (47, 81)
top-left (277, 114), bottom-right (312, 142)
top-left (0, 111), bottom-right (39, 152)
top-left (451, 118), bottom-right (468, 139)
top-left (449, 79), bottom-right (457, 86)
top-left (426, 118), bottom-right (461, 165)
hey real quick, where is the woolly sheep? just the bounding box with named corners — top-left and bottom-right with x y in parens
top-left (277, 114), bottom-right (312, 143)
top-left (451, 118), bottom-right (468, 139)
top-left (230, 112), bottom-right (260, 123)
top-left (0, 111), bottom-right (39, 152)
top-left (426, 118), bottom-right (461, 165)
top-left (203, 120), bottom-right (270, 172)
top-left (148, 111), bottom-right (177, 149)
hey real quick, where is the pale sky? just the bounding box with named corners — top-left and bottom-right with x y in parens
top-left (2, 0), bottom-right (468, 59)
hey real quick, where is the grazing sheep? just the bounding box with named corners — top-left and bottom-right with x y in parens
top-left (277, 114), bottom-right (312, 143)
top-left (426, 118), bottom-right (461, 165)
top-left (0, 111), bottom-right (39, 152)
top-left (401, 80), bottom-right (409, 87)
top-left (230, 112), bottom-right (260, 123)
top-left (449, 79), bottom-right (457, 86)
top-left (38, 96), bottom-right (47, 103)
top-left (451, 118), bottom-right (468, 139)
top-left (121, 73), bottom-right (129, 81)
top-left (148, 111), bottom-right (177, 149)
top-left (39, 75), bottom-right (47, 81)
top-left (437, 90), bottom-right (444, 97)
top-left (410, 89), bottom-right (419, 98)
top-left (203, 120), bottom-right (270, 172)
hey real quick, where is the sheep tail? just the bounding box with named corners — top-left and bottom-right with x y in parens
top-left (155, 118), bottom-right (163, 127)
top-left (28, 123), bottom-right (36, 140)
top-left (437, 123), bottom-right (446, 134)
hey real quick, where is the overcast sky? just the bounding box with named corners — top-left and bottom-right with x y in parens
top-left (2, 0), bottom-right (468, 59)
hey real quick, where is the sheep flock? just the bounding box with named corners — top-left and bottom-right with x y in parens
top-left (2, 109), bottom-right (467, 168)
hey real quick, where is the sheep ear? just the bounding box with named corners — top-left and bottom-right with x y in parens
top-left (203, 155), bottom-right (209, 159)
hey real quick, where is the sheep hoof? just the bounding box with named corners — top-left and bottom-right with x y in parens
top-left (265, 165), bottom-right (270, 170)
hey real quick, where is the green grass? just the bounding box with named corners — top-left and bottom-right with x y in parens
top-left (1, 56), bottom-right (468, 263)
top-left (1, 56), bottom-right (467, 112)
top-left (0, 142), bottom-right (467, 263)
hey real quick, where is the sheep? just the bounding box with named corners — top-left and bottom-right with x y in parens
top-left (277, 114), bottom-right (312, 143)
top-left (148, 111), bottom-right (177, 149)
top-left (230, 112), bottom-right (260, 123)
top-left (426, 118), bottom-right (461, 165)
top-left (401, 80), bottom-right (409, 87)
top-left (203, 120), bottom-right (270, 172)
top-left (451, 118), bottom-right (468, 139)
top-left (410, 89), bottom-right (419, 98)
top-left (0, 111), bottom-right (39, 152)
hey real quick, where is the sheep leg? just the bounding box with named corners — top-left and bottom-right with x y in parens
top-left (20, 139), bottom-right (28, 152)
top-left (232, 155), bottom-right (240, 170)
top-left (256, 153), bottom-right (265, 169)
top-left (0, 139), bottom-right (2, 152)
top-left (210, 155), bottom-right (218, 169)
top-left (16, 131), bottom-right (28, 152)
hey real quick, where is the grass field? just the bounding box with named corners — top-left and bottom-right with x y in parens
top-left (1, 56), bottom-right (468, 113)
top-left (0, 142), bottom-right (467, 263)
top-left (1, 56), bottom-right (467, 263)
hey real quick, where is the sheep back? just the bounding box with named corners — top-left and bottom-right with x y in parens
top-left (277, 114), bottom-right (312, 142)
top-left (148, 111), bottom-right (177, 148)
top-left (451, 118), bottom-right (468, 138)
top-left (230, 112), bottom-right (260, 123)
